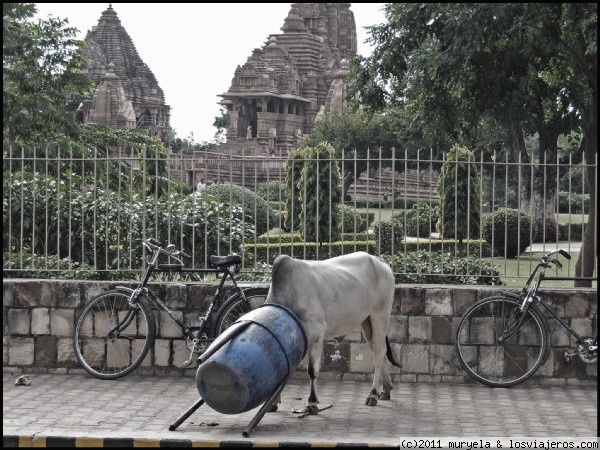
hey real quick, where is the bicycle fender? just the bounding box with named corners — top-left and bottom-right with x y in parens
top-left (115, 286), bottom-right (135, 295)
top-left (502, 291), bottom-right (520, 300)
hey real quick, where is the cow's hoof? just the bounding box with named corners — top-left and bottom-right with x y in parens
top-left (305, 404), bottom-right (319, 415)
top-left (365, 395), bottom-right (378, 407)
top-left (293, 404), bottom-right (320, 418)
top-left (378, 392), bottom-right (391, 401)
top-left (267, 404), bottom-right (278, 413)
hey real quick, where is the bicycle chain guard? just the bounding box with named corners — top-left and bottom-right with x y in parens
top-left (577, 337), bottom-right (597, 364)
top-left (187, 327), bottom-right (210, 354)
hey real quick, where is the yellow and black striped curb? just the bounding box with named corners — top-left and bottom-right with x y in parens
top-left (3, 435), bottom-right (399, 448)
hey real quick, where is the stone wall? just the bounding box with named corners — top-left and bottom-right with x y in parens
top-left (3, 279), bottom-right (596, 385)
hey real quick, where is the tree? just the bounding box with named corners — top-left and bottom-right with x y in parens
top-left (297, 142), bottom-right (342, 251)
top-left (283, 147), bottom-right (305, 232)
top-left (3, 3), bottom-right (93, 144)
top-left (349, 3), bottom-right (597, 285)
top-left (303, 109), bottom-right (446, 198)
top-left (436, 145), bottom-right (481, 255)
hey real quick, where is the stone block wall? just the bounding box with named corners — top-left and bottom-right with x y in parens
top-left (3, 279), bottom-right (597, 385)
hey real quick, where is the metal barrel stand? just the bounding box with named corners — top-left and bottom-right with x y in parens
top-left (168, 378), bottom-right (288, 437)
top-left (168, 398), bottom-right (204, 431)
top-left (169, 304), bottom-right (307, 438)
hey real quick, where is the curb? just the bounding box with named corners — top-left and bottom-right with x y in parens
top-left (3, 435), bottom-right (399, 448)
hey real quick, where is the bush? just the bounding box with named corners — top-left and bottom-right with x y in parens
top-left (373, 215), bottom-right (405, 254)
top-left (557, 191), bottom-right (590, 214)
top-left (206, 182), bottom-right (280, 235)
top-left (256, 180), bottom-right (285, 202)
top-left (379, 251), bottom-right (503, 285)
top-left (558, 223), bottom-right (584, 241)
top-left (533, 218), bottom-right (561, 243)
top-left (482, 208), bottom-right (533, 258)
top-left (3, 251), bottom-right (113, 280)
top-left (244, 241), bottom-right (376, 265)
top-left (339, 204), bottom-right (370, 233)
top-left (404, 202), bottom-right (439, 238)
top-left (436, 145), bottom-right (481, 240)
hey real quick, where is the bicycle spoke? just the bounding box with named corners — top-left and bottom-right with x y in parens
top-left (455, 296), bottom-right (548, 387)
top-left (74, 291), bottom-right (154, 380)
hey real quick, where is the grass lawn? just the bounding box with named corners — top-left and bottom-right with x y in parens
top-left (348, 207), bottom-right (596, 288)
top-left (488, 252), bottom-right (596, 288)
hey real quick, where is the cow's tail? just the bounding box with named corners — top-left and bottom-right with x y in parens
top-left (385, 336), bottom-right (402, 368)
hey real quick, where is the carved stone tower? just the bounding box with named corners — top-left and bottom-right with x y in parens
top-left (79, 4), bottom-right (172, 145)
top-left (218, 3), bottom-right (357, 157)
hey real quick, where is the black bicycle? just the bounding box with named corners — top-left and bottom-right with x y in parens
top-left (454, 249), bottom-right (597, 387)
top-left (73, 238), bottom-right (269, 380)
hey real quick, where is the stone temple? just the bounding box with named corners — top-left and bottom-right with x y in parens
top-left (218, 3), bottom-right (357, 155)
top-left (173, 3), bottom-right (359, 187)
top-left (77, 3), bottom-right (358, 188)
top-left (78, 4), bottom-right (172, 147)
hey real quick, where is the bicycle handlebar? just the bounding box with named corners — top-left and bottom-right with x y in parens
top-left (540, 249), bottom-right (571, 271)
top-left (143, 238), bottom-right (190, 259)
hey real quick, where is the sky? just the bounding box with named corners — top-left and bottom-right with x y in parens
top-left (34, 3), bottom-right (387, 144)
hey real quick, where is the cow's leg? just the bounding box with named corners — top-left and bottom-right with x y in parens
top-left (305, 336), bottom-right (324, 415)
top-left (379, 360), bottom-right (393, 401)
top-left (361, 315), bottom-right (391, 406)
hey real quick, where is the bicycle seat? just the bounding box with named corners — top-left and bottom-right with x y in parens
top-left (210, 255), bottom-right (242, 267)
top-left (158, 264), bottom-right (183, 271)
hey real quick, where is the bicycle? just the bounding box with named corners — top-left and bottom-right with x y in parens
top-left (454, 249), bottom-right (597, 387)
top-left (73, 238), bottom-right (269, 380)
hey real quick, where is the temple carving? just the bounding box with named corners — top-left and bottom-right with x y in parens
top-left (78, 4), bottom-right (359, 188)
top-left (78, 4), bottom-right (172, 145)
top-left (170, 3), bottom-right (358, 187)
top-left (218, 3), bottom-right (357, 156)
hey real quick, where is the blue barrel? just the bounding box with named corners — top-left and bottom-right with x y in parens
top-left (195, 303), bottom-right (307, 414)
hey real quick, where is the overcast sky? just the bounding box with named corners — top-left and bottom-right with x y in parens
top-left (34, 3), bottom-right (387, 143)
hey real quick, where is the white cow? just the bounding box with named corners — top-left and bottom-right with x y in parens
top-left (265, 251), bottom-right (400, 414)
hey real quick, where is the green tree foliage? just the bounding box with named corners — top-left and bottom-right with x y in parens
top-left (298, 142), bottom-right (342, 246)
top-left (205, 183), bottom-right (279, 236)
top-left (437, 145), bottom-right (481, 244)
top-left (349, 3), bottom-right (596, 284)
top-left (283, 148), bottom-right (305, 232)
top-left (3, 171), bottom-right (252, 276)
top-left (302, 110), bottom-right (414, 196)
top-left (482, 208), bottom-right (533, 259)
top-left (3, 3), bottom-right (93, 144)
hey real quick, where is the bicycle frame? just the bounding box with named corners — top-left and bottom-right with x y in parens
top-left (517, 249), bottom-right (597, 355)
top-left (121, 240), bottom-right (247, 342)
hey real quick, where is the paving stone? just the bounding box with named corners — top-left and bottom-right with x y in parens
top-left (2, 372), bottom-right (597, 445)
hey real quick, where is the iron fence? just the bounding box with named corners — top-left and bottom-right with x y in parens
top-left (3, 143), bottom-right (597, 287)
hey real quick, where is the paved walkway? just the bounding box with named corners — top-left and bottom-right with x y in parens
top-left (525, 241), bottom-right (582, 253)
top-left (3, 372), bottom-right (597, 447)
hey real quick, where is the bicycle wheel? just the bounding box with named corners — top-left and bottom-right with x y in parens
top-left (454, 295), bottom-right (549, 387)
top-left (73, 290), bottom-right (155, 380)
top-left (213, 287), bottom-right (269, 336)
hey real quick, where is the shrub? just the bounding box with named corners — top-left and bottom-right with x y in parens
top-left (298, 142), bottom-right (342, 243)
top-left (482, 208), bottom-right (533, 258)
top-left (558, 223), bottom-right (584, 241)
top-left (436, 145), bottom-right (481, 241)
top-left (533, 218), bottom-right (561, 243)
top-left (404, 202), bottom-right (439, 238)
top-left (379, 251), bottom-right (503, 285)
top-left (256, 180), bottom-right (285, 202)
top-left (339, 204), bottom-right (369, 233)
top-left (373, 214), bottom-right (405, 254)
top-left (3, 251), bottom-right (110, 280)
top-left (205, 182), bottom-right (280, 235)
